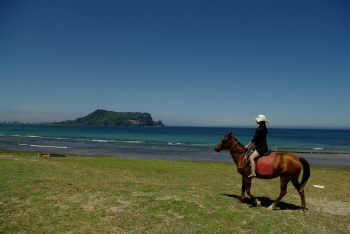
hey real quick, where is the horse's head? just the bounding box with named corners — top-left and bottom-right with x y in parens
top-left (215, 132), bottom-right (234, 152)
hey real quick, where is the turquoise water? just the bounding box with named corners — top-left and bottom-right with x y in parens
top-left (1, 124), bottom-right (350, 164)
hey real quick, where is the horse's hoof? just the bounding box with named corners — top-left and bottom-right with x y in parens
top-left (257, 201), bottom-right (261, 207)
top-left (236, 200), bottom-right (242, 204)
top-left (299, 210), bottom-right (305, 213)
top-left (267, 204), bottom-right (274, 210)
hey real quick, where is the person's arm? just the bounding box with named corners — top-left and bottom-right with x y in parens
top-left (244, 141), bottom-right (253, 150)
top-left (251, 127), bottom-right (261, 144)
top-left (245, 128), bottom-right (261, 149)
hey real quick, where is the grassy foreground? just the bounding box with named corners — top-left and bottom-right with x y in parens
top-left (0, 153), bottom-right (349, 233)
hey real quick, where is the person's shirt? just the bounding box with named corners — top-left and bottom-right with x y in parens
top-left (251, 127), bottom-right (268, 149)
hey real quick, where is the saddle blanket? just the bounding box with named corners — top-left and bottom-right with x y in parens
top-left (255, 152), bottom-right (276, 175)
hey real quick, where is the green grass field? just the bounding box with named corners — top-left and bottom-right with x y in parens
top-left (1, 152), bottom-right (349, 233)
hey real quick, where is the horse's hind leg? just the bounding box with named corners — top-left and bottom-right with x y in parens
top-left (268, 177), bottom-right (289, 210)
top-left (291, 177), bottom-right (306, 212)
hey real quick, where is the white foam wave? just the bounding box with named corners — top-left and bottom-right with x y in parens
top-left (92, 140), bottom-right (109, 143)
top-left (192, 143), bottom-right (209, 146)
top-left (127, 141), bottom-right (143, 144)
top-left (29, 145), bottom-right (69, 149)
top-left (77, 138), bottom-right (89, 141)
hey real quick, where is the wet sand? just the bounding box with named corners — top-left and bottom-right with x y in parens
top-left (296, 153), bottom-right (350, 166)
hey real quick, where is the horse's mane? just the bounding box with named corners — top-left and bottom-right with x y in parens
top-left (232, 136), bottom-right (245, 149)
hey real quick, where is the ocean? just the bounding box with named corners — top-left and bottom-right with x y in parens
top-left (1, 124), bottom-right (350, 165)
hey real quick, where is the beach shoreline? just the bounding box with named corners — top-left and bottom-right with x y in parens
top-left (2, 149), bottom-right (350, 167)
top-left (1, 125), bottom-right (349, 166)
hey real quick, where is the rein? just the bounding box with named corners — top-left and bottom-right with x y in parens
top-left (230, 141), bottom-right (239, 151)
top-left (221, 137), bottom-right (246, 169)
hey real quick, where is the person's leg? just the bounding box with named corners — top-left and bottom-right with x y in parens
top-left (248, 150), bottom-right (260, 178)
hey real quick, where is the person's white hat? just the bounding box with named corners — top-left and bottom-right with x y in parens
top-left (253, 114), bottom-right (270, 124)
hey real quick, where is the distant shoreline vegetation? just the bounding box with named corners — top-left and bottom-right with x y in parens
top-left (0, 121), bottom-right (49, 125)
top-left (52, 109), bottom-right (165, 127)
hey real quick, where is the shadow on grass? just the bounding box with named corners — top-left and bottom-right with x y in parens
top-left (221, 194), bottom-right (301, 210)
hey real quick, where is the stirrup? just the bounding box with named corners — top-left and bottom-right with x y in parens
top-left (248, 173), bottom-right (256, 178)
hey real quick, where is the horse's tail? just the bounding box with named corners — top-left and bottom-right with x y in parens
top-left (299, 157), bottom-right (310, 188)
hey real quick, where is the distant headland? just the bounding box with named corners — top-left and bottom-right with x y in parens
top-left (52, 109), bottom-right (165, 127)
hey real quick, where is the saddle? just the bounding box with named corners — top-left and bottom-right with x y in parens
top-left (244, 147), bottom-right (276, 175)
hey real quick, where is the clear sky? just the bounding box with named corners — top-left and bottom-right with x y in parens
top-left (1, 0), bottom-right (350, 128)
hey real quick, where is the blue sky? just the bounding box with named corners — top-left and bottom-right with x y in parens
top-left (1, 0), bottom-right (350, 128)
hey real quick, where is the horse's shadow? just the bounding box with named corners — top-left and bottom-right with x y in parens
top-left (221, 194), bottom-right (300, 210)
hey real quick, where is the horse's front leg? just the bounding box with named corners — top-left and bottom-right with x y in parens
top-left (244, 177), bottom-right (261, 207)
top-left (237, 176), bottom-right (246, 203)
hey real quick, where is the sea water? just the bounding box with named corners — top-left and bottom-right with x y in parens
top-left (0, 124), bottom-right (349, 165)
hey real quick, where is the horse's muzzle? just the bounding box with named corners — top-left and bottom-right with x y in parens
top-left (214, 146), bottom-right (221, 152)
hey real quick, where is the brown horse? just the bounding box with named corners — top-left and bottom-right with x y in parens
top-left (215, 132), bottom-right (310, 212)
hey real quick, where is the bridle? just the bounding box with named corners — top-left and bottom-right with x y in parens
top-left (216, 135), bottom-right (240, 152)
top-left (230, 139), bottom-right (239, 152)
top-left (216, 135), bottom-right (246, 168)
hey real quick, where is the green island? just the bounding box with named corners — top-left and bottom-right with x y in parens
top-left (52, 109), bottom-right (164, 126)
top-left (0, 150), bottom-right (349, 233)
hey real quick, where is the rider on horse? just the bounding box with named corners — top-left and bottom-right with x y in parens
top-left (244, 115), bottom-right (270, 178)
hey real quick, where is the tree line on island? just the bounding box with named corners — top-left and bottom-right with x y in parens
top-left (52, 109), bottom-right (164, 127)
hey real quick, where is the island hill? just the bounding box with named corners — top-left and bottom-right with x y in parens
top-left (53, 109), bottom-right (165, 127)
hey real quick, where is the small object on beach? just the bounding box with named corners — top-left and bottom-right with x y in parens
top-left (313, 185), bottom-right (324, 188)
